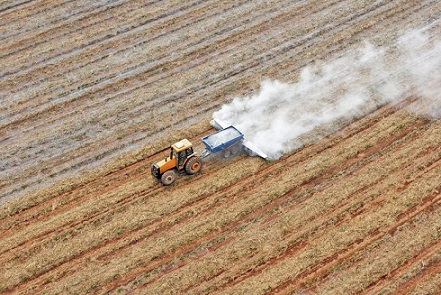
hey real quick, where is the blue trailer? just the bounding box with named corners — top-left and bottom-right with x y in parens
top-left (200, 126), bottom-right (244, 158)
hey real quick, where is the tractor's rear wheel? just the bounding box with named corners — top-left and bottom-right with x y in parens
top-left (185, 156), bottom-right (202, 175)
top-left (161, 170), bottom-right (176, 186)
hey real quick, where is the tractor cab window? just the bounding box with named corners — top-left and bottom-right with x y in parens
top-left (176, 148), bottom-right (193, 167)
top-left (177, 150), bottom-right (187, 166)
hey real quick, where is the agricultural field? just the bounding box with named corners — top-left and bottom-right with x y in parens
top-left (1, 0), bottom-right (440, 294)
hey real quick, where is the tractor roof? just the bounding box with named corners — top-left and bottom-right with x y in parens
top-left (172, 139), bottom-right (192, 152)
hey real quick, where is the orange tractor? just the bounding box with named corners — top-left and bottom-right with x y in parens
top-left (151, 139), bottom-right (202, 185)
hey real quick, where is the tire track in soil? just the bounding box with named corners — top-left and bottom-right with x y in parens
top-left (3, 100), bottom-right (410, 294)
top-left (392, 254), bottom-right (441, 295)
top-left (0, 0), bottom-right (193, 65)
top-left (0, 0), bottom-right (235, 105)
top-left (1, 0), bottom-right (93, 37)
top-left (0, 1), bottom-right (137, 41)
top-left (207, 161), bottom-right (441, 293)
top-left (0, 0), bottom-right (34, 14)
top-left (266, 178), bottom-right (441, 294)
top-left (186, 158), bottom-right (440, 293)
top-left (185, 117), bottom-right (436, 294)
top-left (102, 108), bottom-right (428, 292)
top-left (279, 156), bottom-right (441, 294)
top-left (361, 217), bottom-right (441, 294)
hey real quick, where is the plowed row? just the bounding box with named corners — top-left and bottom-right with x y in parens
top-left (1, 0), bottom-right (440, 294)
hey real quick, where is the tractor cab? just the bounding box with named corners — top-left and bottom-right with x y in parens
top-left (171, 139), bottom-right (194, 168)
top-left (151, 139), bottom-right (202, 185)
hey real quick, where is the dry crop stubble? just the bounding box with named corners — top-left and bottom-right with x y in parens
top-left (1, 0), bottom-right (441, 294)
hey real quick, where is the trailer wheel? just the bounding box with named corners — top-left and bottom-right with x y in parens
top-left (223, 150), bottom-right (231, 158)
top-left (231, 143), bottom-right (243, 155)
top-left (185, 157), bottom-right (202, 174)
top-left (161, 170), bottom-right (176, 186)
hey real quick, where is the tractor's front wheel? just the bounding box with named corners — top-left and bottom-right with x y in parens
top-left (185, 156), bottom-right (202, 175)
top-left (161, 170), bottom-right (176, 186)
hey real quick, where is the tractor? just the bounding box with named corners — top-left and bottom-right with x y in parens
top-left (151, 139), bottom-right (202, 185)
top-left (151, 119), bottom-right (268, 186)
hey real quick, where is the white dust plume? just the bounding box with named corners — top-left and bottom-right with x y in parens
top-left (213, 26), bottom-right (441, 160)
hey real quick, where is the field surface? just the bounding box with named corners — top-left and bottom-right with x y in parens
top-left (1, 0), bottom-right (441, 294)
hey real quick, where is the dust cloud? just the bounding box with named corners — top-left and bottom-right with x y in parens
top-left (213, 24), bottom-right (441, 160)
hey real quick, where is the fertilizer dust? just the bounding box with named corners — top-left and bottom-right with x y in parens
top-left (213, 23), bottom-right (441, 160)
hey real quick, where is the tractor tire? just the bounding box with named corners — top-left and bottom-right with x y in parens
top-left (185, 156), bottom-right (202, 175)
top-left (161, 170), bottom-right (176, 186)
